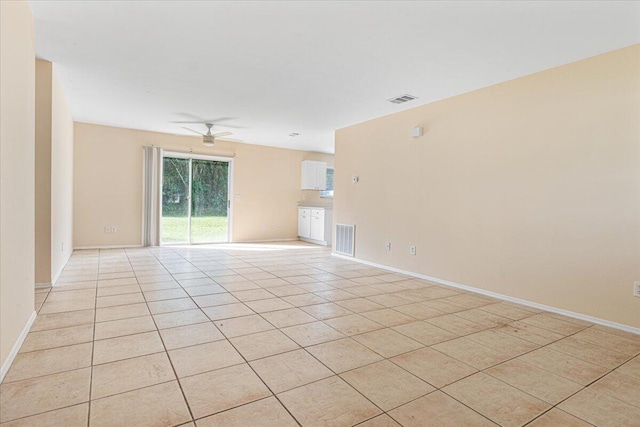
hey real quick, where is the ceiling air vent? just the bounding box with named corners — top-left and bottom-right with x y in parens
top-left (387, 94), bottom-right (418, 104)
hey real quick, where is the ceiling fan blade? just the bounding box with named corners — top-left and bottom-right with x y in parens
top-left (212, 123), bottom-right (245, 129)
top-left (213, 131), bottom-right (233, 137)
top-left (171, 120), bottom-right (214, 124)
top-left (176, 112), bottom-right (209, 122)
top-left (175, 114), bottom-right (238, 123)
top-left (181, 126), bottom-right (204, 136)
top-left (206, 117), bottom-right (236, 123)
top-left (171, 121), bottom-right (245, 128)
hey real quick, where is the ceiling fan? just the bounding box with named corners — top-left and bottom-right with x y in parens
top-left (182, 123), bottom-right (232, 147)
top-left (171, 114), bottom-right (243, 146)
top-left (171, 113), bottom-right (244, 128)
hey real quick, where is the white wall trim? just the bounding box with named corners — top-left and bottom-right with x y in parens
top-left (73, 244), bottom-right (143, 250)
top-left (300, 237), bottom-right (329, 246)
top-left (51, 249), bottom-right (72, 286)
top-left (232, 238), bottom-right (300, 244)
top-left (0, 310), bottom-right (37, 383)
top-left (332, 253), bottom-right (640, 336)
top-left (34, 250), bottom-right (72, 289)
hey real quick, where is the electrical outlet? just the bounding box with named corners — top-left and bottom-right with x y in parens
top-left (111, 226), bottom-right (117, 233)
top-left (385, 242), bottom-right (391, 251)
top-left (409, 245), bottom-right (416, 256)
top-left (104, 226), bottom-right (110, 233)
top-left (634, 282), bottom-right (640, 297)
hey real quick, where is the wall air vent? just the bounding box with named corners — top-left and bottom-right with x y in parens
top-left (387, 94), bottom-right (418, 104)
top-left (335, 224), bottom-right (355, 257)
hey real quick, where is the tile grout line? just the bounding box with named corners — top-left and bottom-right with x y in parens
top-left (158, 246), bottom-right (306, 426)
top-left (135, 246), bottom-right (198, 424)
top-left (86, 248), bottom-right (100, 427)
top-left (167, 247), bottom-right (367, 423)
top-left (8, 245), bottom-right (640, 425)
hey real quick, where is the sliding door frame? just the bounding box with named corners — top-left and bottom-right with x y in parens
top-left (161, 151), bottom-right (234, 245)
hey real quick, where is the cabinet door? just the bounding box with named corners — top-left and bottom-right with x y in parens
top-left (301, 161), bottom-right (318, 190)
top-left (301, 162), bottom-right (309, 189)
top-left (301, 161), bottom-right (327, 190)
top-left (316, 163), bottom-right (327, 190)
top-left (298, 208), bottom-right (311, 238)
top-left (308, 162), bottom-right (318, 189)
top-left (310, 213), bottom-right (324, 241)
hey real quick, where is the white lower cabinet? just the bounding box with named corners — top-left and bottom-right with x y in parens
top-left (298, 208), bottom-right (311, 238)
top-left (298, 207), bottom-right (332, 246)
top-left (310, 209), bottom-right (326, 241)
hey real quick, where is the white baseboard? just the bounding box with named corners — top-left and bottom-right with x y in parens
top-left (300, 237), bottom-right (329, 246)
top-left (231, 238), bottom-right (300, 244)
top-left (34, 252), bottom-right (72, 290)
top-left (0, 310), bottom-right (37, 383)
top-left (51, 250), bottom-right (72, 286)
top-left (332, 253), bottom-right (640, 336)
top-left (73, 244), bottom-right (143, 250)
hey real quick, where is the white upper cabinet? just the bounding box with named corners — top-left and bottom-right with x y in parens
top-left (301, 160), bottom-right (327, 190)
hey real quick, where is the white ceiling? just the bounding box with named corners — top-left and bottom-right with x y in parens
top-left (30, 1), bottom-right (640, 154)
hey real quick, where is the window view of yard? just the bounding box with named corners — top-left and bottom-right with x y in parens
top-left (162, 157), bottom-right (229, 244)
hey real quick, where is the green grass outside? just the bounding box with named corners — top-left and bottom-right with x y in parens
top-left (161, 216), bottom-right (228, 244)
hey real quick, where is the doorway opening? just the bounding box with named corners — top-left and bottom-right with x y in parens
top-left (161, 153), bottom-right (232, 244)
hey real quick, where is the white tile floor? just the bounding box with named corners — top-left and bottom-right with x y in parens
top-left (2, 241), bottom-right (640, 426)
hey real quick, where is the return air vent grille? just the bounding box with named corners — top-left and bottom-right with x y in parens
top-left (335, 224), bottom-right (355, 257)
top-left (387, 94), bottom-right (418, 104)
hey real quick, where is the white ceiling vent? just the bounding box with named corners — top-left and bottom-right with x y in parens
top-left (387, 94), bottom-right (418, 104)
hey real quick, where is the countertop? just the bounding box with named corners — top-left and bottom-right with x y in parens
top-left (297, 202), bottom-right (333, 209)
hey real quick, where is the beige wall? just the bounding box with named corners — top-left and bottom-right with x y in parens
top-left (35, 60), bottom-right (52, 284)
top-left (34, 60), bottom-right (74, 284)
top-left (50, 66), bottom-right (74, 280)
top-left (74, 123), bottom-right (333, 247)
top-left (335, 45), bottom-right (640, 329)
top-left (0, 0), bottom-right (36, 369)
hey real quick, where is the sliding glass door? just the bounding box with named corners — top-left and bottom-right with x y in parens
top-left (190, 159), bottom-right (229, 243)
top-left (161, 157), bottom-right (190, 244)
top-left (161, 154), bottom-right (231, 245)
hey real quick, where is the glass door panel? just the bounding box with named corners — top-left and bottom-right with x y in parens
top-left (190, 159), bottom-right (229, 243)
top-left (161, 157), bottom-right (190, 244)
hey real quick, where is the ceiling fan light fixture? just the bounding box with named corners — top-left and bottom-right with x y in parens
top-left (203, 135), bottom-right (215, 146)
